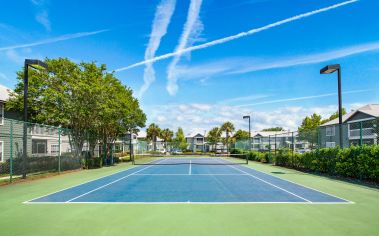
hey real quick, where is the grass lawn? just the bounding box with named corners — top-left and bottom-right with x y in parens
top-left (0, 161), bottom-right (378, 236)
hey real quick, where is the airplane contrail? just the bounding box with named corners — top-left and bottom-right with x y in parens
top-left (114, 0), bottom-right (359, 72)
top-left (0, 29), bottom-right (109, 51)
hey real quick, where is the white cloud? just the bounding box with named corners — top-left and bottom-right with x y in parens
top-left (115, 0), bottom-right (358, 72)
top-left (36, 10), bottom-right (51, 31)
top-left (166, 0), bottom-right (203, 95)
top-left (30, 0), bottom-right (51, 31)
top-left (146, 103), bottom-right (347, 133)
top-left (0, 29), bottom-right (109, 52)
top-left (138, 0), bottom-right (176, 98)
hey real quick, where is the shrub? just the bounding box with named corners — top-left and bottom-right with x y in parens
top-left (268, 145), bottom-right (379, 182)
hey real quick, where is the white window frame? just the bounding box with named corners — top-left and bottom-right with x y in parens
top-left (51, 144), bottom-right (60, 155)
top-left (325, 126), bottom-right (335, 137)
top-left (326, 142), bottom-right (336, 148)
top-left (0, 141), bottom-right (3, 162)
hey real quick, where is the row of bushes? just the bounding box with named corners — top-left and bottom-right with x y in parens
top-left (231, 145), bottom-right (379, 183)
top-left (0, 154), bottom-right (82, 175)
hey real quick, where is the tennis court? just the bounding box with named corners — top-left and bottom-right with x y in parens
top-left (25, 156), bottom-right (351, 204)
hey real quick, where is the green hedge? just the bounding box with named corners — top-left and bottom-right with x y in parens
top-left (0, 154), bottom-right (82, 175)
top-left (274, 145), bottom-right (379, 182)
top-left (232, 146), bottom-right (379, 182)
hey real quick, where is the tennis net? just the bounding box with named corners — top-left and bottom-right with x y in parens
top-left (132, 153), bottom-right (248, 165)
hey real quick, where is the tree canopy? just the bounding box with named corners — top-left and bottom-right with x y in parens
top-left (233, 129), bottom-right (250, 140)
top-left (6, 58), bottom-right (146, 158)
top-left (261, 127), bottom-right (284, 132)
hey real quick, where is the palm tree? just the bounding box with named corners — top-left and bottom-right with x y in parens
top-left (160, 128), bottom-right (174, 152)
top-left (146, 123), bottom-right (161, 151)
top-left (207, 127), bottom-right (221, 152)
top-left (220, 122), bottom-right (235, 153)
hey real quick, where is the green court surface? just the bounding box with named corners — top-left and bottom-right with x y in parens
top-left (0, 161), bottom-right (378, 236)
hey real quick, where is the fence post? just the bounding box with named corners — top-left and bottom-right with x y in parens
top-left (10, 120), bottom-right (13, 183)
top-left (268, 135), bottom-right (271, 157)
top-left (291, 131), bottom-right (294, 154)
top-left (360, 121), bottom-right (363, 146)
top-left (274, 134), bottom-right (277, 155)
top-left (58, 127), bottom-right (61, 173)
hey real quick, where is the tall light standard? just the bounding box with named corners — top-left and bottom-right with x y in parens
top-left (320, 64), bottom-right (343, 147)
top-left (23, 59), bottom-right (48, 179)
top-left (243, 115), bottom-right (251, 151)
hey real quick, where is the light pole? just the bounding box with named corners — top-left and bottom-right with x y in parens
top-left (243, 115), bottom-right (251, 151)
top-left (320, 64), bottom-right (343, 147)
top-left (23, 59), bottom-right (48, 179)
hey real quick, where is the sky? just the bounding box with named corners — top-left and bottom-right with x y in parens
top-left (0, 0), bottom-right (378, 134)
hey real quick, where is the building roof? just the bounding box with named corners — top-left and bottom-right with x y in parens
top-left (0, 84), bottom-right (12, 102)
top-left (186, 131), bottom-right (206, 138)
top-left (251, 131), bottom-right (291, 137)
top-left (320, 104), bottom-right (379, 126)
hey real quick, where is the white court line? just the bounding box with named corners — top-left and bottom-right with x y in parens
top-left (133, 173), bottom-right (248, 176)
top-left (65, 159), bottom-right (166, 202)
top-left (239, 164), bottom-right (354, 203)
top-left (24, 201), bottom-right (353, 205)
top-left (23, 160), bottom-right (160, 204)
top-left (215, 159), bottom-right (312, 203)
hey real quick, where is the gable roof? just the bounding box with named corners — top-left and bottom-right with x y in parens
top-left (320, 104), bottom-right (379, 126)
top-left (0, 84), bottom-right (12, 102)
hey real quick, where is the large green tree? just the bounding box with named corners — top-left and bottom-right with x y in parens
top-left (220, 121), bottom-right (235, 153)
top-left (6, 58), bottom-right (146, 159)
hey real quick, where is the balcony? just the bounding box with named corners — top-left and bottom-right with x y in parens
top-left (349, 128), bottom-right (376, 139)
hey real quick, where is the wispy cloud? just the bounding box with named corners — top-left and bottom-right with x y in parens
top-left (220, 94), bottom-right (271, 104)
top-left (169, 41), bottom-right (379, 79)
top-left (237, 89), bottom-right (372, 107)
top-left (166, 0), bottom-right (203, 95)
top-left (36, 10), bottom-right (51, 31)
top-left (0, 29), bottom-right (109, 52)
top-left (115, 0), bottom-right (358, 72)
top-left (138, 0), bottom-right (176, 98)
top-left (31, 0), bottom-right (51, 31)
top-left (232, 41), bottom-right (379, 74)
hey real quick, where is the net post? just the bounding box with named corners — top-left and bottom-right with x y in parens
top-left (58, 127), bottom-right (61, 174)
top-left (10, 119), bottom-right (13, 183)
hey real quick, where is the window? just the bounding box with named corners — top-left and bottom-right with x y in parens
top-left (0, 102), bottom-right (3, 125)
top-left (0, 141), bottom-right (3, 162)
top-left (32, 140), bottom-right (47, 155)
top-left (51, 144), bottom-right (59, 155)
top-left (326, 142), bottom-right (335, 148)
top-left (326, 126), bottom-right (335, 136)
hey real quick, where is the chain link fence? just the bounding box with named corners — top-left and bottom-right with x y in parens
top-left (233, 118), bottom-right (379, 154)
top-left (0, 118), bottom-right (82, 183)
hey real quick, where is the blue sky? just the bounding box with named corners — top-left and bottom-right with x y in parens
top-left (1, 0), bottom-right (378, 133)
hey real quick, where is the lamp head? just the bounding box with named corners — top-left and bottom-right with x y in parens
top-left (25, 59), bottom-right (48, 70)
top-left (320, 64), bottom-right (340, 74)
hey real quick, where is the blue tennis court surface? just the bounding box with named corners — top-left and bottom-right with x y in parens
top-left (25, 158), bottom-right (352, 204)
